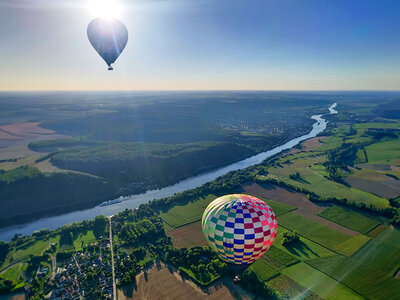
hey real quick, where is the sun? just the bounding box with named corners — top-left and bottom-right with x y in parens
top-left (87, 0), bottom-right (122, 19)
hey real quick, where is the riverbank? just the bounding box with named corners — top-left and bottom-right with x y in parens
top-left (0, 104), bottom-right (336, 241)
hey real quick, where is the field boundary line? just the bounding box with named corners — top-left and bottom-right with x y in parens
top-left (365, 223), bottom-right (382, 236)
top-left (161, 217), bottom-right (202, 230)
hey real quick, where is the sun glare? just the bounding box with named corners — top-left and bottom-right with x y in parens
top-left (87, 0), bottom-right (122, 19)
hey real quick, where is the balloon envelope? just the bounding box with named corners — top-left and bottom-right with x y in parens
top-left (87, 18), bottom-right (128, 70)
top-left (202, 194), bottom-right (277, 265)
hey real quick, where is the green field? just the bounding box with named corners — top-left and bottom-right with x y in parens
top-left (282, 262), bottom-right (364, 300)
top-left (250, 259), bottom-right (279, 282)
top-left (160, 194), bottom-right (217, 228)
top-left (1, 236), bottom-right (59, 269)
top-left (308, 255), bottom-right (400, 300)
top-left (266, 274), bottom-right (321, 300)
top-left (0, 166), bottom-right (41, 183)
top-left (73, 230), bottom-right (96, 251)
top-left (315, 136), bottom-right (344, 152)
top-left (261, 245), bottom-right (299, 271)
top-left (367, 225), bottom-right (386, 238)
top-left (0, 262), bottom-right (27, 283)
top-left (273, 226), bottom-right (335, 261)
top-left (363, 139), bottom-right (400, 166)
top-left (267, 155), bottom-right (389, 209)
top-left (278, 212), bottom-right (351, 248)
top-left (262, 198), bottom-right (297, 216)
top-left (333, 234), bottom-right (371, 257)
top-left (318, 206), bottom-right (380, 234)
top-left (351, 227), bottom-right (400, 275)
top-left (353, 121), bottom-right (400, 130)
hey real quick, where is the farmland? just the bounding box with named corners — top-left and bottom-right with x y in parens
top-left (166, 221), bottom-right (208, 248)
top-left (308, 255), bottom-right (400, 299)
top-left (277, 212), bottom-right (369, 256)
top-left (351, 227), bottom-right (400, 275)
top-left (318, 206), bottom-right (380, 234)
top-left (266, 274), bottom-right (322, 300)
top-left (264, 154), bottom-right (390, 209)
top-left (259, 246), bottom-right (299, 271)
top-left (250, 259), bottom-right (279, 282)
top-left (160, 195), bottom-right (217, 228)
top-left (282, 262), bottom-right (364, 300)
top-left (117, 262), bottom-right (255, 300)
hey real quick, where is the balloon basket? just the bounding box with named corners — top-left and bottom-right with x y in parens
top-left (108, 66), bottom-right (113, 71)
top-left (227, 263), bottom-right (249, 284)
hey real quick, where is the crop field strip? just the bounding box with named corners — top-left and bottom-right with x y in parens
top-left (367, 224), bottom-right (386, 237)
top-left (277, 212), bottom-right (370, 256)
top-left (317, 206), bottom-right (380, 234)
top-left (260, 245), bottom-right (299, 271)
top-left (266, 274), bottom-right (323, 300)
top-left (281, 262), bottom-right (365, 300)
top-left (307, 255), bottom-right (400, 300)
top-left (250, 259), bottom-right (280, 282)
top-left (350, 227), bottom-right (400, 276)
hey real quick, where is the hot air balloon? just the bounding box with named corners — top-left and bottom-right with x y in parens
top-left (202, 194), bottom-right (277, 266)
top-left (87, 18), bottom-right (128, 70)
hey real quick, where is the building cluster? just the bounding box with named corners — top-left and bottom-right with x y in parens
top-left (47, 240), bottom-right (113, 300)
top-left (217, 114), bottom-right (311, 135)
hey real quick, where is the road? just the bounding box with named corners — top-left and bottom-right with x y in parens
top-left (109, 216), bottom-right (117, 300)
top-left (72, 254), bottom-right (82, 299)
top-left (51, 255), bottom-right (56, 280)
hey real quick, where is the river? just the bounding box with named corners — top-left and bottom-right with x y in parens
top-left (0, 103), bottom-right (337, 241)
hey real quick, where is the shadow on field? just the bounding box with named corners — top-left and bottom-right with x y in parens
top-left (284, 240), bottom-right (318, 258)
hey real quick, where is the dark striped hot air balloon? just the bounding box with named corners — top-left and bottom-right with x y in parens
top-left (87, 18), bottom-right (128, 70)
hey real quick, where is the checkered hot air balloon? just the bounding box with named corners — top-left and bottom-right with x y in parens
top-left (202, 194), bottom-right (277, 265)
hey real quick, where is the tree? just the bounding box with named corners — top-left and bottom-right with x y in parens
top-left (93, 215), bottom-right (108, 238)
top-left (281, 231), bottom-right (300, 246)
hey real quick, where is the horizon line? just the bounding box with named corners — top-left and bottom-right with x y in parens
top-left (1, 89), bottom-right (400, 93)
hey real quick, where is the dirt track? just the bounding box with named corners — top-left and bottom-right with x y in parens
top-left (242, 182), bottom-right (358, 236)
top-left (118, 261), bottom-right (257, 300)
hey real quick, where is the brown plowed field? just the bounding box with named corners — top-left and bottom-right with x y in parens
top-left (118, 261), bottom-right (257, 300)
top-left (167, 221), bottom-right (207, 248)
top-left (242, 182), bottom-right (358, 236)
top-left (288, 136), bottom-right (326, 155)
top-left (344, 177), bottom-right (400, 199)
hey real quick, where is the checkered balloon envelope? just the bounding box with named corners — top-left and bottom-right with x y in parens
top-left (202, 194), bottom-right (278, 265)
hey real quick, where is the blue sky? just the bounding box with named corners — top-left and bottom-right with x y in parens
top-left (0, 0), bottom-right (399, 90)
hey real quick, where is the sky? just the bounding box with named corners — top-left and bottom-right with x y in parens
top-left (0, 0), bottom-right (400, 91)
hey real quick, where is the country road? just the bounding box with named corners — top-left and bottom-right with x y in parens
top-left (51, 255), bottom-right (56, 280)
top-left (109, 216), bottom-right (117, 300)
